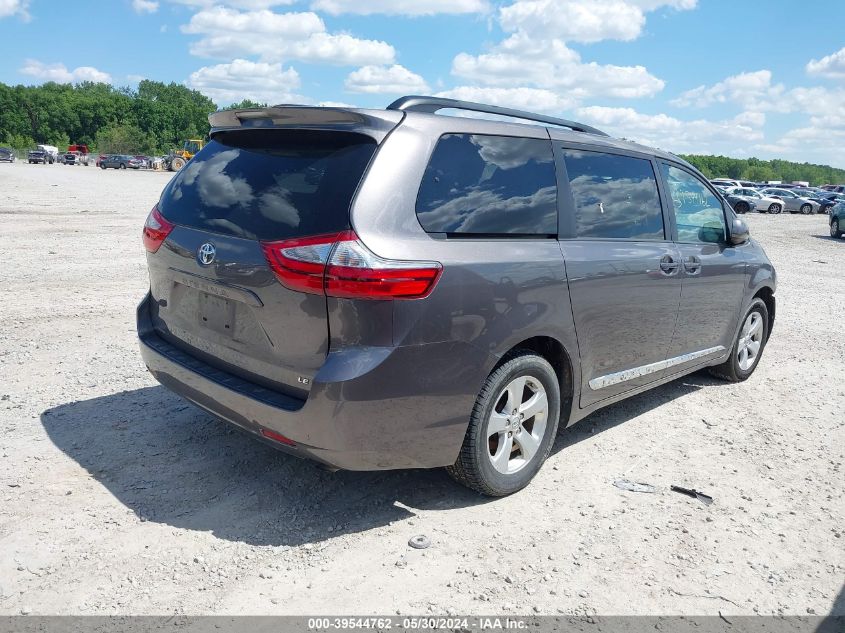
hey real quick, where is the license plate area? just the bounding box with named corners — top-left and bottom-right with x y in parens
top-left (198, 291), bottom-right (236, 336)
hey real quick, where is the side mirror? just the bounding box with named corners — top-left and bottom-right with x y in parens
top-left (729, 217), bottom-right (750, 245)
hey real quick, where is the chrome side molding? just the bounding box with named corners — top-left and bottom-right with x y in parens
top-left (589, 346), bottom-right (726, 390)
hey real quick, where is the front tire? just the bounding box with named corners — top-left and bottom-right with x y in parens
top-left (800, 203), bottom-right (812, 215)
top-left (735, 201), bottom-right (750, 214)
top-left (708, 299), bottom-right (769, 383)
top-left (831, 218), bottom-right (843, 238)
top-left (768, 203), bottom-right (781, 214)
top-left (447, 352), bottom-right (561, 496)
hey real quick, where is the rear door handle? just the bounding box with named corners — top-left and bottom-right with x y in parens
top-left (659, 255), bottom-right (679, 275)
top-left (684, 255), bottom-right (702, 275)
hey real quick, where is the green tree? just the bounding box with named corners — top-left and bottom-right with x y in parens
top-left (95, 123), bottom-right (156, 154)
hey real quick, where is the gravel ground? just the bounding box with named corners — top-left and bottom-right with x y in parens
top-left (0, 161), bottom-right (842, 617)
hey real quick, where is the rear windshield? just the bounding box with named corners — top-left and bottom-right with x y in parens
top-left (158, 129), bottom-right (377, 241)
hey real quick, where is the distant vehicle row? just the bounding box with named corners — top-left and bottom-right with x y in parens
top-left (712, 181), bottom-right (843, 215)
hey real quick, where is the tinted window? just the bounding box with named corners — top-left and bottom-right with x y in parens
top-left (416, 134), bottom-right (557, 235)
top-left (159, 129), bottom-right (376, 241)
top-left (662, 164), bottom-right (726, 244)
top-left (562, 150), bottom-right (664, 240)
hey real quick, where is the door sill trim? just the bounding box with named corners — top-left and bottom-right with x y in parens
top-left (589, 345), bottom-right (726, 390)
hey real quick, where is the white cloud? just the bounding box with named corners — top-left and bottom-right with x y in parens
top-left (452, 32), bottom-right (665, 100)
top-left (312, 0), bottom-right (488, 15)
top-left (316, 100), bottom-right (357, 107)
top-left (20, 59), bottom-right (112, 84)
top-left (345, 65), bottom-right (429, 94)
top-left (0, 0), bottom-right (29, 20)
top-left (807, 47), bottom-right (845, 80)
top-left (499, 0), bottom-right (696, 44)
top-left (132, 0), bottom-right (159, 14)
top-left (126, 74), bottom-right (146, 83)
top-left (187, 59), bottom-right (302, 104)
top-left (167, 0), bottom-right (296, 8)
top-left (670, 69), bottom-right (845, 120)
top-left (435, 86), bottom-right (578, 113)
top-left (575, 105), bottom-right (765, 155)
top-left (182, 7), bottom-right (395, 65)
top-left (671, 70), bottom-right (784, 109)
top-left (756, 125), bottom-right (845, 167)
top-left (442, 0), bottom-right (687, 110)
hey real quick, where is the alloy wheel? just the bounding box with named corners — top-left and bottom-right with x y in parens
top-left (487, 376), bottom-right (548, 475)
top-left (737, 312), bottom-right (764, 372)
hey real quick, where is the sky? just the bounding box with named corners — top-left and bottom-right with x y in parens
top-left (1, 0), bottom-right (844, 167)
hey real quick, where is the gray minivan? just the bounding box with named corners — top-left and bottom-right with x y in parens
top-left (138, 96), bottom-right (776, 496)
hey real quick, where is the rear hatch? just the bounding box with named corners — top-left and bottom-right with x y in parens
top-left (144, 123), bottom-right (387, 399)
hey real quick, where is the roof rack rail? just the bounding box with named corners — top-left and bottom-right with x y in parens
top-left (386, 95), bottom-right (609, 137)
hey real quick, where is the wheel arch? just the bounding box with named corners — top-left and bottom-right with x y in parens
top-left (493, 336), bottom-right (575, 426)
top-left (752, 285), bottom-right (776, 338)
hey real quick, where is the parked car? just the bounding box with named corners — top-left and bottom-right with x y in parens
top-left (721, 190), bottom-right (757, 214)
top-left (759, 188), bottom-right (820, 214)
top-left (819, 192), bottom-right (845, 214)
top-left (63, 144), bottom-right (91, 166)
top-left (27, 148), bottom-right (52, 164)
top-left (711, 178), bottom-right (743, 189)
top-left (37, 144), bottom-right (59, 163)
top-left (137, 96), bottom-right (777, 496)
top-left (725, 187), bottom-right (784, 214)
top-left (0, 147), bottom-right (15, 162)
top-left (792, 188), bottom-right (838, 214)
top-left (100, 154), bottom-right (143, 169)
top-left (830, 202), bottom-right (845, 238)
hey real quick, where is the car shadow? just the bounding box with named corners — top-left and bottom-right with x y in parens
top-left (812, 234), bottom-right (842, 243)
top-left (41, 386), bottom-right (490, 547)
top-left (817, 582), bottom-right (845, 631)
top-left (41, 374), bottom-right (718, 547)
top-left (552, 372), bottom-right (717, 452)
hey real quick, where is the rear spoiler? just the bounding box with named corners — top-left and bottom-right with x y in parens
top-left (208, 106), bottom-right (403, 142)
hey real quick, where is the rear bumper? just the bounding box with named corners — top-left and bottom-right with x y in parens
top-left (137, 293), bottom-right (490, 470)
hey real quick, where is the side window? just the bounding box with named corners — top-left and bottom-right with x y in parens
top-left (416, 134), bottom-right (557, 236)
top-left (662, 164), bottom-right (726, 244)
top-left (562, 149), bottom-right (664, 240)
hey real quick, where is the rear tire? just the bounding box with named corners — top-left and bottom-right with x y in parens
top-left (447, 352), bottom-right (561, 496)
top-left (735, 201), bottom-right (750, 214)
top-left (831, 218), bottom-right (843, 238)
top-left (708, 298), bottom-right (769, 383)
top-left (120, 163), bottom-right (126, 170)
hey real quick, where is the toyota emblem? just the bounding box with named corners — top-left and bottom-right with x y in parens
top-left (197, 242), bottom-right (216, 266)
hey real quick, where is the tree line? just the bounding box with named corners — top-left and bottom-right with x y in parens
top-left (680, 154), bottom-right (845, 186)
top-left (1, 81), bottom-right (844, 184)
top-left (0, 80), bottom-right (216, 155)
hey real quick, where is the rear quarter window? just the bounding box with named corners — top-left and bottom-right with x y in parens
top-left (416, 133), bottom-right (558, 236)
top-left (158, 129), bottom-right (377, 241)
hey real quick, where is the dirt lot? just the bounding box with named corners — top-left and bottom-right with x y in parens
top-left (0, 161), bottom-right (842, 617)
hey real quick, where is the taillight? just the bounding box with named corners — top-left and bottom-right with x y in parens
top-left (261, 230), bottom-right (441, 300)
top-left (142, 205), bottom-right (175, 253)
top-left (260, 233), bottom-right (340, 295)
